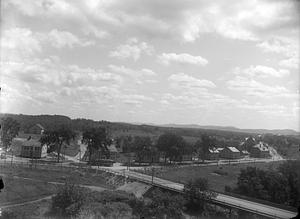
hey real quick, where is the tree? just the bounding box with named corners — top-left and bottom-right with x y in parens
top-left (82, 127), bottom-right (112, 163)
top-left (278, 161), bottom-right (300, 207)
top-left (51, 183), bottom-right (88, 217)
top-left (233, 166), bottom-right (293, 205)
top-left (184, 177), bottom-right (216, 213)
top-left (156, 133), bottom-right (186, 163)
top-left (40, 127), bottom-right (75, 163)
top-left (132, 136), bottom-right (156, 163)
top-left (144, 188), bottom-right (185, 219)
top-left (195, 134), bottom-right (215, 162)
top-left (0, 117), bottom-right (20, 150)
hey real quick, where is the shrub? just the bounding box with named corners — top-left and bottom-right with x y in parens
top-left (184, 177), bottom-right (216, 213)
top-left (51, 183), bottom-right (89, 216)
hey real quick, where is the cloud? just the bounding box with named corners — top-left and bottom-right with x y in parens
top-left (234, 65), bottom-right (290, 78)
top-left (45, 29), bottom-right (94, 48)
top-left (109, 38), bottom-right (154, 61)
top-left (257, 36), bottom-right (299, 69)
top-left (121, 94), bottom-right (154, 107)
top-left (227, 76), bottom-right (297, 98)
top-left (2, 28), bottom-right (42, 59)
top-left (279, 57), bottom-right (299, 69)
top-left (5, 0), bottom-right (299, 43)
top-left (158, 53), bottom-right (208, 66)
top-left (168, 73), bottom-right (216, 90)
top-left (108, 64), bottom-right (157, 79)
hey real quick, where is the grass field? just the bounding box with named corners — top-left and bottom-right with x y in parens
top-left (0, 165), bottom-right (112, 207)
top-left (0, 165), bottom-right (112, 188)
top-left (154, 161), bottom-right (284, 192)
top-left (0, 177), bottom-right (56, 205)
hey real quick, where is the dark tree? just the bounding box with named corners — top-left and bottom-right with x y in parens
top-left (184, 177), bottom-right (216, 213)
top-left (0, 117), bottom-right (20, 150)
top-left (156, 133), bottom-right (186, 163)
top-left (234, 166), bottom-right (294, 205)
top-left (40, 127), bottom-right (75, 163)
top-left (144, 188), bottom-right (185, 219)
top-left (278, 161), bottom-right (300, 207)
top-left (195, 134), bottom-right (216, 162)
top-left (82, 127), bottom-right (112, 162)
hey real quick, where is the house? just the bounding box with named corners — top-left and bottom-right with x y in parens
top-left (241, 150), bottom-right (250, 157)
top-left (220, 147), bottom-right (240, 159)
top-left (207, 148), bottom-right (220, 160)
top-left (107, 144), bottom-right (119, 161)
top-left (250, 142), bottom-right (270, 158)
top-left (27, 124), bottom-right (45, 135)
top-left (20, 138), bottom-right (47, 158)
top-left (135, 151), bottom-right (160, 163)
top-left (11, 138), bottom-right (27, 156)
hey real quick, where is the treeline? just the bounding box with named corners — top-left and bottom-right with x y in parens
top-left (227, 160), bottom-right (300, 208)
top-left (1, 113), bottom-right (299, 158)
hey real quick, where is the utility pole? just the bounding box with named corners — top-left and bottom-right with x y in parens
top-left (151, 167), bottom-right (154, 184)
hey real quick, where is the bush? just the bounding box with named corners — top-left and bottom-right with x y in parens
top-left (77, 202), bottom-right (133, 219)
top-left (213, 169), bottom-right (228, 176)
top-left (51, 183), bottom-right (89, 216)
top-left (184, 177), bottom-right (216, 213)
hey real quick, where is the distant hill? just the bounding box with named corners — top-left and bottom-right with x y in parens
top-left (0, 113), bottom-right (298, 137)
top-left (159, 124), bottom-right (300, 136)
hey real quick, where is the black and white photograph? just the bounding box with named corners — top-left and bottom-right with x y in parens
top-left (0, 0), bottom-right (299, 218)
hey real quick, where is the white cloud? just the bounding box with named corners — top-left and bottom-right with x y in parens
top-left (168, 73), bottom-right (216, 90)
top-left (227, 76), bottom-right (297, 98)
top-left (108, 65), bottom-right (157, 79)
top-left (279, 57), bottom-right (299, 69)
top-left (45, 29), bottom-right (94, 48)
top-left (234, 65), bottom-right (290, 78)
top-left (257, 36), bottom-right (299, 69)
top-left (158, 53), bottom-right (208, 66)
top-left (1, 28), bottom-right (42, 59)
top-left (109, 38), bottom-right (153, 61)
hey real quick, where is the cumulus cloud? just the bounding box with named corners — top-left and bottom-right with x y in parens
top-left (227, 76), bottom-right (297, 98)
top-left (122, 94), bottom-right (154, 107)
top-left (168, 73), bottom-right (216, 90)
top-left (158, 53), bottom-right (208, 66)
top-left (45, 29), bottom-right (94, 48)
top-left (234, 65), bottom-right (290, 78)
top-left (109, 38), bottom-right (154, 61)
top-left (5, 0), bottom-right (299, 43)
top-left (108, 65), bottom-right (157, 79)
top-left (1, 28), bottom-right (42, 59)
top-left (257, 36), bottom-right (299, 69)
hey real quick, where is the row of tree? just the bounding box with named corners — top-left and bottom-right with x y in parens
top-left (227, 160), bottom-right (300, 207)
top-left (116, 133), bottom-right (216, 163)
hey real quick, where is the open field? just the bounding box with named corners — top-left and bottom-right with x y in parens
top-left (0, 164), bottom-right (112, 208)
top-left (0, 165), bottom-right (112, 189)
top-left (0, 176), bottom-right (56, 205)
top-left (0, 198), bottom-right (52, 219)
top-left (152, 161), bottom-right (284, 192)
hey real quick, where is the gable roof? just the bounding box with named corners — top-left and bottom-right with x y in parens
top-left (107, 144), bottom-right (118, 153)
top-left (227, 147), bottom-right (240, 153)
top-left (35, 123), bottom-right (45, 130)
top-left (253, 142), bottom-right (269, 152)
top-left (23, 139), bottom-right (41, 147)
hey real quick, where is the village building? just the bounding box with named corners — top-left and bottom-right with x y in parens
top-left (220, 147), bottom-right (240, 159)
top-left (135, 151), bottom-right (160, 163)
top-left (207, 148), bottom-right (220, 160)
top-left (27, 124), bottom-right (45, 135)
top-left (107, 144), bottom-right (120, 161)
top-left (250, 142), bottom-right (270, 158)
top-left (241, 150), bottom-right (250, 157)
top-left (11, 137), bottom-right (47, 159)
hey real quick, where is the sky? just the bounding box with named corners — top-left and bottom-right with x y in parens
top-left (1, 0), bottom-right (299, 131)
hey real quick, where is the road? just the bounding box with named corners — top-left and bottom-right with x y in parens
top-left (102, 168), bottom-right (297, 219)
